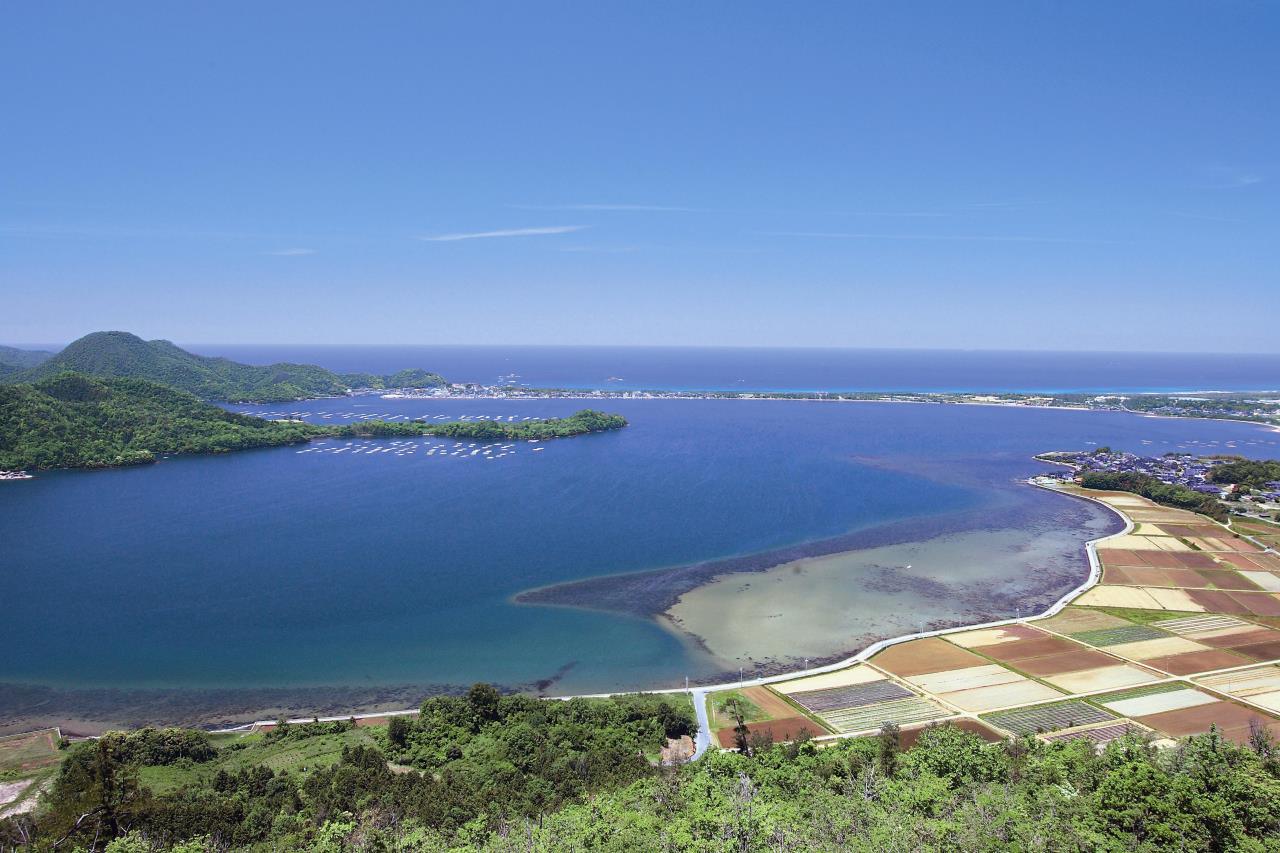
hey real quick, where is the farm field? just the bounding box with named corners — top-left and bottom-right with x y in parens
top-left (0, 728), bottom-right (62, 818)
top-left (757, 485), bottom-right (1280, 751)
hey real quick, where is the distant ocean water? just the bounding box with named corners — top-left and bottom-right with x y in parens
top-left (191, 344), bottom-right (1280, 393)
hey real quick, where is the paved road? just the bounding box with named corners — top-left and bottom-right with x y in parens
top-left (690, 688), bottom-right (712, 759)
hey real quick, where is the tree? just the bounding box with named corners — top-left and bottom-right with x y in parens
top-left (878, 721), bottom-right (901, 778)
top-left (387, 714), bottom-right (412, 748)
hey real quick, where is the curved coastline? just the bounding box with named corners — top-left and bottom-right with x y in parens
top-left (214, 477), bottom-right (1135, 744)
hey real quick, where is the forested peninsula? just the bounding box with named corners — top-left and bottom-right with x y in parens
top-left (2, 332), bottom-right (447, 403)
top-left (0, 373), bottom-right (625, 471)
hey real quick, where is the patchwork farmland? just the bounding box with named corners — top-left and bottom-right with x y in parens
top-left (711, 485), bottom-right (1280, 752)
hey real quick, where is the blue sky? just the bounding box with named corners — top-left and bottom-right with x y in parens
top-left (2, 2), bottom-right (1277, 351)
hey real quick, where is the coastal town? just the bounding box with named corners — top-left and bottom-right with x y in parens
top-left (378, 383), bottom-right (1280, 429)
top-left (1040, 449), bottom-right (1280, 519)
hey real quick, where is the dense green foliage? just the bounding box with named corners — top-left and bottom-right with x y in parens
top-left (0, 377), bottom-right (625, 471)
top-left (0, 686), bottom-right (695, 851)
top-left (7, 703), bottom-right (1280, 851)
top-left (1080, 471), bottom-right (1228, 521)
top-left (7, 332), bottom-right (446, 403)
top-left (336, 409), bottom-right (627, 441)
top-left (0, 373), bottom-right (322, 470)
top-left (1210, 459), bottom-right (1280, 489)
top-left (99, 729), bottom-right (217, 767)
top-left (0, 345), bottom-right (53, 375)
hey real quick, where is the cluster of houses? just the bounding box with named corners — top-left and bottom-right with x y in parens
top-left (1041, 450), bottom-right (1280, 515)
top-left (1062, 450), bottom-right (1231, 496)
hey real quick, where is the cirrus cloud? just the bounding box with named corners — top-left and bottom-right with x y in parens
top-left (418, 225), bottom-right (587, 242)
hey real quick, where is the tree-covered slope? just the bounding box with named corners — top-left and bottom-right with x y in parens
top-left (0, 344), bottom-right (54, 372)
top-left (9, 332), bottom-right (448, 402)
top-left (5, 689), bottom-right (1280, 852)
top-left (0, 373), bottom-right (321, 470)
top-left (338, 408), bottom-right (627, 440)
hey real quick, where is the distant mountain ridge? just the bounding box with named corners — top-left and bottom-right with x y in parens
top-left (7, 331), bottom-right (447, 403)
top-left (0, 344), bottom-right (54, 377)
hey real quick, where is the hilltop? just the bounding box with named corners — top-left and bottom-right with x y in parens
top-left (6, 332), bottom-right (447, 403)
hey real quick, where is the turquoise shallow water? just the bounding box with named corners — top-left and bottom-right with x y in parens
top-left (2, 398), bottom-right (1277, 702)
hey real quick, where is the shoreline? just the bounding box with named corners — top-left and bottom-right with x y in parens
top-left (210, 478), bottom-right (1135, 737)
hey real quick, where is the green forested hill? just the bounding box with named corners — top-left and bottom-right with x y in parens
top-left (0, 373), bottom-right (322, 469)
top-left (0, 375), bottom-right (623, 471)
top-left (0, 345), bottom-right (54, 379)
top-left (4, 686), bottom-right (1280, 851)
top-left (8, 332), bottom-right (447, 402)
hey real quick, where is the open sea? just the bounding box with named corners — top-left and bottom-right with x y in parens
top-left (2, 347), bottom-right (1278, 729)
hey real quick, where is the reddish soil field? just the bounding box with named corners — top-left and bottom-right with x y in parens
top-left (1142, 649), bottom-right (1251, 675)
top-left (1098, 549), bottom-right (1150, 567)
top-left (981, 635), bottom-right (1083, 662)
top-left (355, 716), bottom-right (393, 727)
top-left (741, 686), bottom-right (802, 720)
top-left (716, 715), bottom-right (826, 748)
top-left (873, 638), bottom-right (985, 677)
top-left (1102, 565), bottom-right (1139, 585)
top-left (1206, 573), bottom-right (1263, 592)
top-left (1135, 701), bottom-right (1274, 738)
top-left (1231, 593), bottom-right (1280, 617)
top-left (1161, 524), bottom-right (1225, 539)
top-left (1201, 629), bottom-right (1279, 649)
top-left (1173, 553), bottom-right (1224, 570)
top-left (1140, 551), bottom-right (1195, 570)
top-left (1188, 589), bottom-right (1253, 615)
top-left (1015, 649), bottom-right (1120, 676)
top-left (1165, 568), bottom-right (1214, 588)
top-left (898, 719), bottom-right (1004, 749)
top-left (1232, 641), bottom-right (1280, 663)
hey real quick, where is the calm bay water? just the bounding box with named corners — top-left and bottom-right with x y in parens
top-left (3, 395), bottom-right (1278, 707)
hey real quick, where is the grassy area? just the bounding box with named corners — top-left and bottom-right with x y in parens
top-left (706, 689), bottom-right (767, 729)
top-left (1232, 516), bottom-right (1280, 548)
top-left (0, 729), bottom-right (62, 781)
top-left (1085, 606), bottom-right (1204, 626)
top-left (137, 726), bottom-right (383, 794)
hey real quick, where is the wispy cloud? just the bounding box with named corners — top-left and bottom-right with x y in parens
top-left (1200, 166), bottom-right (1265, 190)
top-left (419, 225), bottom-right (587, 242)
top-left (263, 247), bottom-right (316, 256)
top-left (761, 231), bottom-right (1119, 244)
top-left (508, 203), bottom-right (699, 212)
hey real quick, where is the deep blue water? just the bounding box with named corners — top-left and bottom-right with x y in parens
top-left (190, 344), bottom-right (1280, 393)
top-left (2, 398), bottom-right (1277, 701)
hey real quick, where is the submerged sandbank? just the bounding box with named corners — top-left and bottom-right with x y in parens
top-left (664, 516), bottom-right (1118, 669)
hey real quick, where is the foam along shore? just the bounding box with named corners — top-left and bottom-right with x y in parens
top-left (664, 516), bottom-right (1118, 668)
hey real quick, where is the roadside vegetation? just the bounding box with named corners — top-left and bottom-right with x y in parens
top-left (6, 695), bottom-right (1280, 851)
top-left (0, 686), bottom-right (696, 851)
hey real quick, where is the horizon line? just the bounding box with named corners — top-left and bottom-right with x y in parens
top-left (6, 338), bottom-right (1280, 358)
